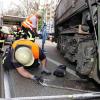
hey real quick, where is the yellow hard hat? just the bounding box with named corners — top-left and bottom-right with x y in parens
top-left (15, 47), bottom-right (34, 66)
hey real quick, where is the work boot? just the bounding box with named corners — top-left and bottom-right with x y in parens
top-left (41, 68), bottom-right (51, 75)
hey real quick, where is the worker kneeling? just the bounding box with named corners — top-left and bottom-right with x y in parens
top-left (2, 39), bottom-right (51, 82)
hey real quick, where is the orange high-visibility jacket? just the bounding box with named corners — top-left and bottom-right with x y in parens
top-left (12, 39), bottom-right (39, 59)
top-left (22, 14), bottom-right (37, 30)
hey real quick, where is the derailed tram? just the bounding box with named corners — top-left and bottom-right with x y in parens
top-left (54, 0), bottom-right (100, 84)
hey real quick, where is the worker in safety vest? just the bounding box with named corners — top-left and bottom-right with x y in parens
top-left (21, 11), bottom-right (42, 42)
top-left (2, 39), bottom-right (51, 82)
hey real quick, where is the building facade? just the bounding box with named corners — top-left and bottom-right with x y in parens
top-left (39, 0), bottom-right (59, 34)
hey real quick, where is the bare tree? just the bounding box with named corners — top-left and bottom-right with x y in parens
top-left (15, 0), bottom-right (40, 15)
top-left (5, 0), bottom-right (40, 17)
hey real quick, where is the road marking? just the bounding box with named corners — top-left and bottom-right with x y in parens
top-left (4, 72), bottom-right (11, 98)
top-left (47, 57), bottom-right (79, 78)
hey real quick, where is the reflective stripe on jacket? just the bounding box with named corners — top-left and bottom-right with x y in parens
top-left (22, 21), bottom-right (33, 30)
top-left (0, 40), bottom-right (5, 43)
top-left (27, 31), bottom-right (35, 41)
top-left (22, 14), bottom-right (35, 30)
top-left (12, 39), bottom-right (39, 59)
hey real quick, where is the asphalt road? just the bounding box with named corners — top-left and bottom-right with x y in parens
top-left (1, 39), bottom-right (100, 100)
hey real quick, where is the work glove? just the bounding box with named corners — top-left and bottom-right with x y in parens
top-left (32, 75), bottom-right (44, 83)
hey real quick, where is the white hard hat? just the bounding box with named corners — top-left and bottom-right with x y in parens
top-left (1, 26), bottom-right (10, 34)
top-left (15, 47), bottom-right (34, 66)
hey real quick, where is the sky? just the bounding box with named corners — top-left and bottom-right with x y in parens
top-left (0, 0), bottom-right (50, 11)
top-left (0, 0), bottom-right (20, 12)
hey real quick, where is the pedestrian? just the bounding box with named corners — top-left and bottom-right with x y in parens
top-left (2, 38), bottom-right (51, 82)
top-left (21, 11), bottom-right (42, 42)
top-left (41, 22), bottom-right (48, 52)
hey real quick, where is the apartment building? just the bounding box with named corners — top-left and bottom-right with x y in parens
top-left (39, 0), bottom-right (58, 34)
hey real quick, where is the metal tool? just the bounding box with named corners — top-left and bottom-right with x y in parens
top-left (39, 78), bottom-right (93, 93)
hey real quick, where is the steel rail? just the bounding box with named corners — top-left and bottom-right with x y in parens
top-left (7, 92), bottom-right (100, 100)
